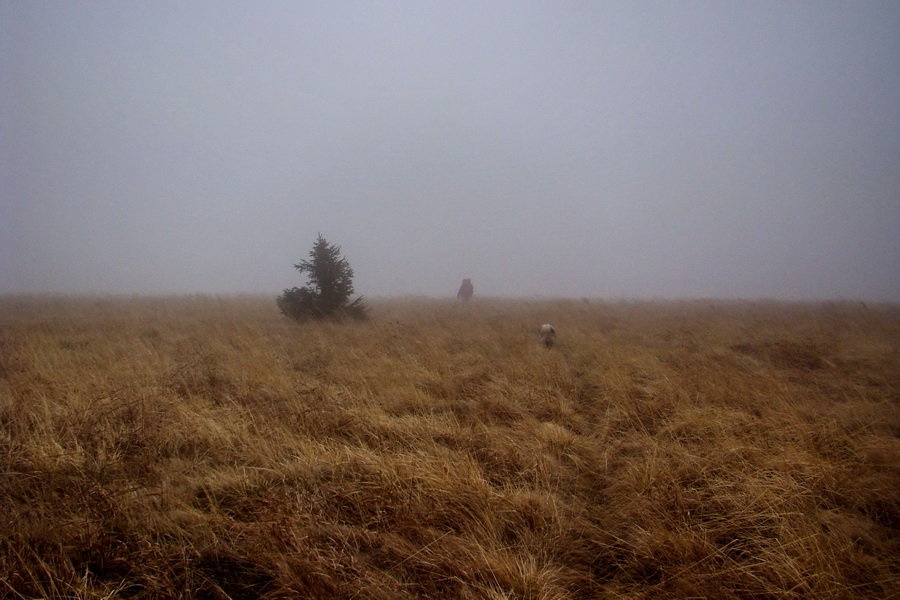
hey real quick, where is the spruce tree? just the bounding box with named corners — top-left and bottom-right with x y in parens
top-left (277, 234), bottom-right (368, 321)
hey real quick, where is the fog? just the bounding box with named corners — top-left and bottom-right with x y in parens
top-left (3, 1), bottom-right (899, 301)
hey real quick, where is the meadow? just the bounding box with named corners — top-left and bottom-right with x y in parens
top-left (1, 295), bottom-right (898, 599)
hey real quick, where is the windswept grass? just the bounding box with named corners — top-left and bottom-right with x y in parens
top-left (1, 295), bottom-right (898, 599)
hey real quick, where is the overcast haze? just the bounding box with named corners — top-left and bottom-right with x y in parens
top-left (2, 1), bottom-right (899, 300)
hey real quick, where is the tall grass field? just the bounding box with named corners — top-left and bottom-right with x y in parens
top-left (1, 296), bottom-right (898, 599)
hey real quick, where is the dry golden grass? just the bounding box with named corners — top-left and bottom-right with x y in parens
top-left (1, 295), bottom-right (898, 599)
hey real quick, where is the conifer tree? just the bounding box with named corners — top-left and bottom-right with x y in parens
top-left (277, 234), bottom-right (368, 321)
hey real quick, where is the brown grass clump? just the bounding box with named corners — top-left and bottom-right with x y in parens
top-left (1, 295), bottom-right (898, 599)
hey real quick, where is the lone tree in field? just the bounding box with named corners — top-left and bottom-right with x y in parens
top-left (277, 234), bottom-right (368, 321)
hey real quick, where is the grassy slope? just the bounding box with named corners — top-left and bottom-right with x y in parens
top-left (1, 296), bottom-right (898, 599)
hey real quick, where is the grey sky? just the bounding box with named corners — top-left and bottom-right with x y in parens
top-left (2, 1), bottom-right (899, 300)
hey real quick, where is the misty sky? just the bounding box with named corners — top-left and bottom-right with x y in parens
top-left (2, 1), bottom-right (899, 300)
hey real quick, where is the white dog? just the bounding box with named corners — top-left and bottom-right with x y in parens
top-left (540, 324), bottom-right (556, 348)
